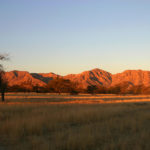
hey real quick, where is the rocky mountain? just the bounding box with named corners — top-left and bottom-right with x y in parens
top-left (112, 70), bottom-right (150, 86)
top-left (4, 69), bottom-right (150, 89)
top-left (5, 71), bottom-right (46, 88)
top-left (64, 68), bottom-right (112, 89)
top-left (31, 72), bottom-right (60, 84)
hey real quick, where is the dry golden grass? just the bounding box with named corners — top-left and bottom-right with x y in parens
top-left (4, 93), bottom-right (150, 104)
top-left (0, 93), bottom-right (150, 150)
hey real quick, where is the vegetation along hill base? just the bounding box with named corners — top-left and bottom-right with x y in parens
top-left (5, 68), bottom-right (150, 95)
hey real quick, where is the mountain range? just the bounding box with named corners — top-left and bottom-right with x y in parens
top-left (4, 68), bottom-right (150, 89)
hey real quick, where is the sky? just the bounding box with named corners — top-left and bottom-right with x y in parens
top-left (0, 0), bottom-right (150, 75)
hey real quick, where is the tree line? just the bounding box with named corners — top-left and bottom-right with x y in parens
top-left (1, 53), bottom-right (150, 102)
top-left (6, 78), bottom-right (150, 95)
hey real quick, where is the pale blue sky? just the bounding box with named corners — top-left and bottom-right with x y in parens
top-left (0, 0), bottom-right (150, 75)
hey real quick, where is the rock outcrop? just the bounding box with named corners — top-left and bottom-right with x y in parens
top-left (4, 69), bottom-right (150, 89)
top-left (112, 70), bottom-right (150, 86)
top-left (64, 68), bottom-right (112, 89)
top-left (5, 71), bottom-right (46, 88)
top-left (31, 72), bottom-right (60, 84)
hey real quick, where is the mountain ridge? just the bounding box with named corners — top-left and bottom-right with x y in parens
top-left (4, 68), bottom-right (150, 89)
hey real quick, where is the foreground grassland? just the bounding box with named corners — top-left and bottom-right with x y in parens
top-left (0, 94), bottom-right (150, 150)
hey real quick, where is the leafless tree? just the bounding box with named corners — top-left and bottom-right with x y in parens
top-left (0, 54), bottom-right (9, 102)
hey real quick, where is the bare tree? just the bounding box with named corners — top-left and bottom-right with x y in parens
top-left (0, 72), bottom-right (7, 101)
top-left (0, 54), bottom-right (9, 102)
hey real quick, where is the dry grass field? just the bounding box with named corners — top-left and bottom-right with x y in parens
top-left (3, 93), bottom-right (150, 104)
top-left (0, 93), bottom-right (150, 150)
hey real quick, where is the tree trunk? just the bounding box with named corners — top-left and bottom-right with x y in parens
top-left (1, 92), bottom-right (4, 102)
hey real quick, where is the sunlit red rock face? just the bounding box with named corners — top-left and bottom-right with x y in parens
top-left (5, 71), bottom-right (46, 88)
top-left (31, 72), bottom-right (60, 84)
top-left (112, 70), bottom-right (150, 86)
top-left (64, 68), bottom-right (112, 89)
top-left (5, 69), bottom-right (150, 89)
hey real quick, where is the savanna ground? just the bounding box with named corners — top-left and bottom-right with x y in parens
top-left (0, 93), bottom-right (150, 150)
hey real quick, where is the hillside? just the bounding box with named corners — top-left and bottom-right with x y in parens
top-left (64, 68), bottom-right (112, 89)
top-left (112, 70), bottom-right (150, 86)
top-left (4, 69), bottom-right (150, 89)
top-left (5, 71), bottom-right (46, 89)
